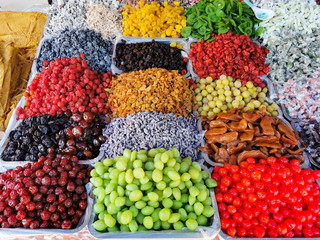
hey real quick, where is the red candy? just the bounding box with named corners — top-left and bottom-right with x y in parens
top-left (189, 31), bottom-right (269, 88)
top-left (17, 56), bottom-right (111, 120)
top-left (215, 157), bottom-right (320, 238)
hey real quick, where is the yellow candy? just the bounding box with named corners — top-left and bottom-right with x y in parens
top-left (170, 42), bottom-right (177, 47)
top-left (176, 44), bottom-right (182, 49)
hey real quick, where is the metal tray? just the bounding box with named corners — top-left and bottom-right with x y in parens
top-left (111, 35), bottom-right (191, 78)
top-left (0, 165), bottom-right (93, 236)
top-left (88, 186), bottom-right (221, 239)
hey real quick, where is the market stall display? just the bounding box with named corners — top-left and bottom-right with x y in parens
top-left (0, 0), bottom-right (319, 239)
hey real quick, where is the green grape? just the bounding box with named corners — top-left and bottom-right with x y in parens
top-left (96, 165), bottom-right (105, 176)
top-left (168, 213), bottom-right (180, 223)
top-left (91, 177), bottom-right (103, 187)
top-left (152, 169), bottom-right (163, 182)
top-left (130, 150), bottom-right (137, 161)
top-left (148, 148), bottom-right (158, 157)
top-left (133, 160), bottom-right (143, 169)
top-left (197, 189), bottom-right (207, 202)
top-left (185, 204), bottom-right (193, 213)
top-left (169, 180), bottom-right (180, 188)
top-left (163, 167), bottom-right (174, 175)
top-left (187, 212), bottom-right (197, 220)
top-left (142, 196), bottom-right (149, 202)
top-left (137, 153), bottom-right (148, 162)
top-left (185, 180), bottom-right (193, 189)
top-left (98, 210), bottom-right (108, 220)
top-left (205, 179), bottom-right (217, 188)
top-left (194, 202), bottom-right (204, 215)
top-left (203, 196), bottom-right (212, 206)
top-left (186, 218), bottom-right (198, 231)
top-left (173, 163), bottom-right (180, 172)
top-left (159, 208), bottom-right (171, 221)
top-left (138, 225), bottom-right (147, 231)
top-left (154, 220), bottom-right (161, 230)
top-left (197, 215), bottom-right (208, 226)
top-left (136, 212), bottom-right (144, 224)
top-left (151, 208), bottom-right (161, 222)
top-left (181, 173), bottom-right (191, 182)
top-left (117, 186), bottom-right (125, 197)
top-left (179, 208), bottom-right (188, 221)
top-left (133, 168), bottom-right (145, 179)
top-left (162, 198), bottom-right (173, 208)
top-left (118, 172), bottom-right (126, 185)
top-left (129, 220), bottom-right (138, 232)
top-left (140, 176), bottom-right (149, 185)
top-left (135, 201), bottom-right (147, 209)
top-left (161, 153), bottom-right (169, 163)
top-left (167, 171), bottom-right (180, 181)
top-left (120, 224), bottom-right (130, 232)
top-left (167, 158), bottom-right (176, 168)
top-left (129, 205), bottom-right (138, 217)
top-left (154, 159), bottom-right (164, 170)
top-left (109, 191), bottom-right (118, 203)
top-left (107, 226), bottom-right (119, 232)
top-left (123, 149), bottom-right (132, 160)
top-left (178, 181), bottom-right (186, 190)
top-left (129, 190), bottom-right (143, 202)
top-left (93, 187), bottom-right (104, 196)
top-left (156, 181), bottom-right (166, 190)
top-left (180, 162), bottom-right (189, 173)
top-left (143, 216), bottom-right (153, 229)
top-left (161, 221), bottom-right (171, 230)
top-left (172, 188), bottom-right (181, 200)
top-left (145, 171), bottom-right (152, 179)
top-left (141, 182), bottom-right (153, 191)
top-left (107, 203), bottom-right (119, 214)
top-left (189, 196), bottom-right (196, 206)
top-left (145, 161), bottom-right (155, 171)
top-left (200, 171), bottom-right (209, 180)
top-left (189, 168), bottom-right (200, 180)
top-left (92, 219), bottom-right (107, 232)
top-left (125, 198), bottom-right (134, 207)
top-left (140, 206), bottom-right (154, 216)
top-left (148, 201), bottom-right (159, 208)
top-left (172, 200), bottom-right (183, 209)
top-left (103, 158), bottom-right (114, 167)
top-left (98, 190), bottom-right (106, 203)
top-left (91, 169), bottom-right (99, 177)
top-left (154, 153), bottom-right (161, 162)
top-left (163, 187), bottom-right (172, 198)
top-left (147, 192), bottom-right (159, 202)
top-left (173, 221), bottom-right (184, 230)
top-left (94, 202), bottom-right (105, 213)
top-left (104, 214), bottom-right (116, 228)
top-left (203, 206), bottom-right (215, 218)
top-left (115, 159), bottom-right (127, 172)
top-left (126, 184), bottom-right (138, 191)
top-left (191, 162), bottom-right (201, 172)
top-left (125, 169), bottom-right (134, 184)
top-left (120, 210), bottom-right (133, 225)
top-left (104, 195), bottom-right (110, 206)
top-left (115, 197), bottom-right (126, 207)
top-left (133, 179), bottom-right (140, 186)
top-left (181, 193), bottom-right (189, 203)
top-left (189, 186), bottom-right (200, 197)
top-left (103, 172), bottom-right (110, 180)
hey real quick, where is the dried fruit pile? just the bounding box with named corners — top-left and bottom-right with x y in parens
top-left (2, 112), bottom-right (105, 162)
top-left (17, 56), bottom-right (111, 120)
top-left (214, 157), bottom-right (320, 238)
top-left (0, 155), bottom-right (92, 229)
top-left (189, 31), bottom-right (270, 88)
top-left (114, 40), bottom-right (187, 73)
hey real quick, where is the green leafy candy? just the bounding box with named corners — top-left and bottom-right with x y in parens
top-left (181, 27), bottom-right (192, 38)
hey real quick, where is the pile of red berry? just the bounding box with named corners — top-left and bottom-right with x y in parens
top-left (17, 55), bottom-right (111, 120)
top-left (213, 157), bottom-right (320, 238)
top-left (189, 31), bottom-right (270, 88)
top-left (0, 154), bottom-right (92, 229)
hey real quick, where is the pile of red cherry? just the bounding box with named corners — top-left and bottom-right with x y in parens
top-left (0, 154), bottom-right (92, 229)
top-left (213, 157), bottom-right (320, 238)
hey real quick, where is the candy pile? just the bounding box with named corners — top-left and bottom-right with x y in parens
top-left (114, 40), bottom-right (187, 73)
top-left (17, 56), bottom-right (111, 119)
top-left (195, 75), bottom-right (278, 117)
top-left (200, 108), bottom-right (305, 165)
top-left (2, 112), bottom-right (106, 162)
top-left (36, 29), bottom-right (113, 73)
top-left (295, 121), bottom-right (320, 168)
top-left (107, 68), bottom-right (197, 118)
top-left (214, 157), bottom-right (320, 238)
top-left (182, 0), bottom-right (262, 39)
top-left (0, 155), bottom-right (92, 229)
top-left (278, 68), bottom-right (320, 122)
top-left (257, 0), bottom-right (320, 86)
top-left (101, 112), bottom-right (202, 159)
top-left (91, 148), bottom-right (217, 232)
top-left (122, 0), bottom-right (195, 7)
top-left (189, 32), bottom-right (270, 88)
top-left (122, 1), bottom-right (186, 37)
top-left (86, 5), bottom-right (122, 41)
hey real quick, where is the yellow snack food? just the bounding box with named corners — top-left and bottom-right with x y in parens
top-left (122, 0), bottom-right (186, 37)
top-left (0, 11), bottom-right (47, 132)
top-left (107, 68), bottom-right (197, 118)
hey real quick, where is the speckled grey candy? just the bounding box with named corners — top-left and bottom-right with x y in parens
top-left (101, 112), bottom-right (204, 160)
top-left (36, 29), bottom-right (113, 73)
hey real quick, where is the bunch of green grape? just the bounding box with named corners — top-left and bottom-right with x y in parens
top-left (195, 75), bottom-right (279, 117)
top-left (90, 148), bottom-right (217, 233)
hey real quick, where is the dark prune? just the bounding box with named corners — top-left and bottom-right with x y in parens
top-left (38, 144), bottom-right (46, 153)
top-left (50, 125), bottom-right (60, 134)
top-left (38, 125), bottom-right (49, 134)
top-left (58, 140), bottom-right (66, 149)
top-left (75, 142), bottom-right (86, 151)
top-left (92, 139), bottom-right (101, 147)
top-left (30, 146), bottom-right (39, 155)
top-left (98, 135), bottom-right (106, 143)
